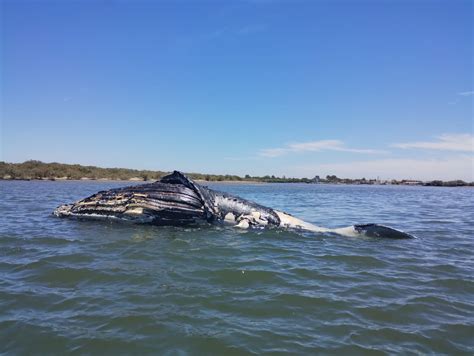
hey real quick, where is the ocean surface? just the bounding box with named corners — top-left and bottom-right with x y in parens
top-left (0, 180), bottom-right (473, 354)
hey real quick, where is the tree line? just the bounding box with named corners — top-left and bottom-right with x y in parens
top-left (0, 160), bottom-right (313, 183)
top-left (0, 161), bottom-right (472, 186)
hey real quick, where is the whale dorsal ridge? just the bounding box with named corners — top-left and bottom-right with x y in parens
top-left (160, 171), bottom-right (217, 221)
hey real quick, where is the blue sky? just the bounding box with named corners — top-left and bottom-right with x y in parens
top-left (1, 0), bottom-right (473, 180)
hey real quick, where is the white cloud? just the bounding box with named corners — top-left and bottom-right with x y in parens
top-left (293, 155), bottom-right (474, 181)
top-left (458, 91), bottom-right (474, 96)
top-left (259, 140), bottom-right (385, 157)
top-left (259, 147), bottom-right (291, 158)
top-left (393, 134), bottom-right (474, 152)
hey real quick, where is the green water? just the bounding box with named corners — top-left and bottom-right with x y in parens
top-left (1, 181), bottom-right (473, 354)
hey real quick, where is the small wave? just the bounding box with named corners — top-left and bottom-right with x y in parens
top-left (209, 268), bottom-right (288, 285)
top-left (317, 254), bottom-right (389, 268)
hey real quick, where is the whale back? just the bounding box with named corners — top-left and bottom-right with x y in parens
top-left (54, 172), bottom-right (216, 225)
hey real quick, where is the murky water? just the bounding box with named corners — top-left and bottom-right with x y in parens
top-left (0, 181), bottom-right (473, 354)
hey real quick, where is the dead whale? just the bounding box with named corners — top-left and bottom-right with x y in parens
top-left (53, 171), bottom-right (414, 239)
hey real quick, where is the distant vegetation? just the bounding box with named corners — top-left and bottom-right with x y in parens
top-left (0, 160), bottom-right (472, 186)
top-left (0, 160), bottom-right (316, 183)
top-left (0, 160), bottom-right (167, 181)
top-left (0, 160), bottom-right (287, 182)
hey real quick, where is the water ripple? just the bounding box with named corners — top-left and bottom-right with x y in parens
top-left (1, 181), bottom-right (473, 353)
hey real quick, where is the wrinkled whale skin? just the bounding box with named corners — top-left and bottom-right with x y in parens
top-left (55, 182), bottom-right (206, 225)
top-left (54, 171), bottom-right (414, 239)
top-left (54, 171), bottom-right (281, 227)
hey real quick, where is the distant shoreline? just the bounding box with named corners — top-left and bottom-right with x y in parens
top-left (1, 177), bottom-right (472, 188)
top-left (1, 160), bottom-right (473, 187)
top-left (0, 177), bottom-right (265, 184)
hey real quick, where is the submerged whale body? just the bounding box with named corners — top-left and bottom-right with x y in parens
top-left (54, 171), bottom-right (414, 239)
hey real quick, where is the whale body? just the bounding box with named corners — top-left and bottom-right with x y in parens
top-left (53, 171), bottom-right (414, 239)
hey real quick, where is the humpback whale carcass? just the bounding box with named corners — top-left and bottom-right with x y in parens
top-left (53, 171), bottom-right (414, 239)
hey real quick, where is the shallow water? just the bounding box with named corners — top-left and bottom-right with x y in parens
top-left (0, 180), bottom-right (473, 354)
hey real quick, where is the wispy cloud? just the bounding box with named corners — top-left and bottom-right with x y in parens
top-left (448, 90), bottom-right (473, 105)
top-left (224, 156), bottom-right (260, 161)
top-left (393, 134), bottom-right (474, 152)
top-left (293, 155), bottom-right (474, 181)
top-left (292, 154), bottom-right (474, 182)
top-left (259, 140), bottom-right (385, 158)
top-left (175, 24), bottom-right (267, 50)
